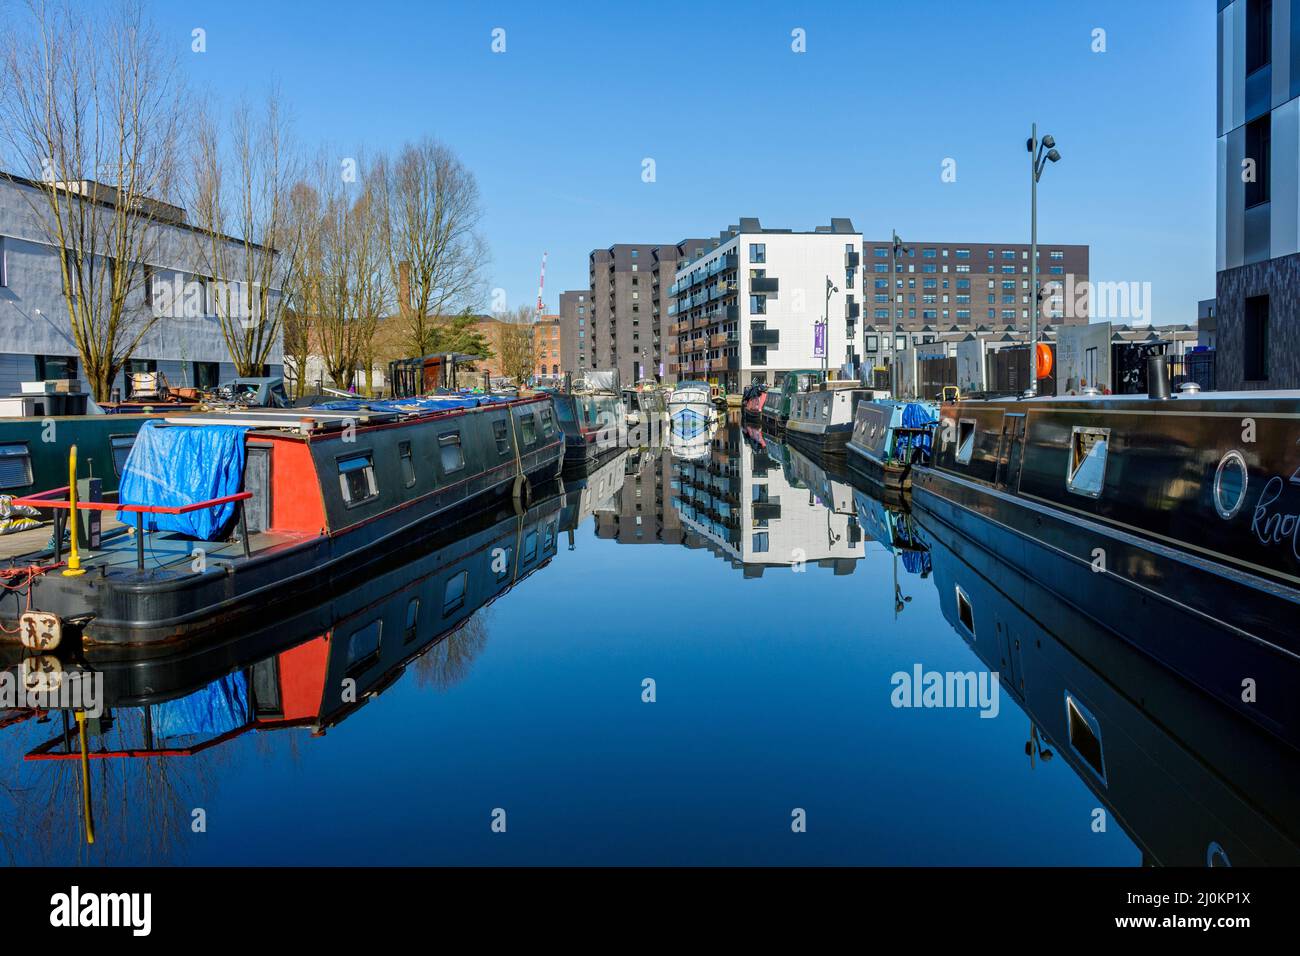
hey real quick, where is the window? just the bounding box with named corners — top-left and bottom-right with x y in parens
top-left (438, 432), bottom-right (465, 473)
top-left (192, 361), bottom-right (220, 390)
top-left (1067, 426), bottom-right (1109, 498)
top-left (399, 440), bottom-right (416, 487)
top-left (1214, 450), bottom-right (1249, 520)
top-left (749, 243), bottom-right (766, 263)
top-left (36, 355), bottom-right (77, 381)
top-left (955, 585), bottom-right (974, 636)
top-left (523, 530), bottom-right (538, 561)
top-left (0, 443), bottom-right (32, 489)
top-left (1244, 294), bottom-right (1269, 380)
top-left (520, 413), bottom-right (537, 445)
top-left (1246, 115), bottom-right (1271, 208)
top-left (539, 407), bottom-right (555, 438)
top-left (338, 453), bottom-right (378, 505)
top-left (1246, 0), bottom-right (1272, 74)
top-left (750, 294), bottom-right (766, 314)
top-left (494, 546), bottom-right (513, 580)
top-left (1065, 693), bottom-right (1106, 783)
top-left (443, 571), bottom-right (468, 614)
top-left (345, 620), bottom-right (382, 675)
top-left (752, 531), bottom-right (769, 553)
top-left (0, 237), bottom-right (7, 287)
top-left (110, 435), bottom-right (135, 476)
top-left (404, 598), bottom-right (421, 643)
top-left (955, 419), bottom-right (976, 464)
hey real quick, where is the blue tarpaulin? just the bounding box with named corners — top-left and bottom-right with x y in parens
top-left (153, 671), bottom-right (250, 739)
top-left (896, 402), bottom-right (938, 460)
top-left (312, 395), bottom-right (511, 414)
top-left (116, 420), bottom-right (249, 539)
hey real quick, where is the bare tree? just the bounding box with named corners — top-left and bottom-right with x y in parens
top-left (187, 88), bottom-right (300, 377)
top-left (496, 305), bottom-right (536, 384)
top-left (0, 0), bottom-right (184, 401)
top-left (379, 139), bottom-right (488, 357)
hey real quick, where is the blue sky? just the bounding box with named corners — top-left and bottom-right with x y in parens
top-left (154, 0), bottom-right (1215, 324)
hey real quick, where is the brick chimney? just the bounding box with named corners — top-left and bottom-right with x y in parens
top-left (398, 261), bottom-right (412, 313)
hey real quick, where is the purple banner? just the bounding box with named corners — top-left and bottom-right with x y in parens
top-left (814, 322), bottom-right (826, 358)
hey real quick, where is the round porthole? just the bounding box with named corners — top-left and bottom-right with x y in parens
top-left (1213, 450), bottom-right (1248, 520)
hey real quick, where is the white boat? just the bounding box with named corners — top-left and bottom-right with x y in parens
top-left (668, 414), bottom-right (716, 461)
top-left (668, 380), bottom-right (715, 428)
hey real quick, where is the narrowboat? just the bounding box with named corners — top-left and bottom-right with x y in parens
top-left (10, 483), bottom-right (563, 768)
top-left (3, 393), bottom-right (563, 652)
top-left (0, 414), bottom-right (151, 499)
top-left (846, 399), bottom-right (939, 491)
top-left (784, 382), bottom-right (877, 454)
top-left (912, 497), bottom-right (1300, 865)
top-left (741, 383), bottom-right (768, 420)
top-left (853, 486), bottom-right (931, 578)
top-left (912, 385), bottom-right (1300, 745)
top-left (668, 380), bottom-right (715, 428)
top-left (621, 385), bottom-right (666, 427)
top-left (759, 369), bottom-right (825, 431)
top-left (551, 390), bottom-right (626, 465)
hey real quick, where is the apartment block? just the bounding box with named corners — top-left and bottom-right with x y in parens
top-left (557, 289), bottom-right (587, 377)
top-left (533, 314), bottom-right (563, 381)
top-left (860, 240), bottom-right (1089, 370)
top-left (587, 238), bottom-right (712, 386)
top-left (668, 218), bottom-right (863, 392)
top-left (1216, 0), bottom-right (1300, 388)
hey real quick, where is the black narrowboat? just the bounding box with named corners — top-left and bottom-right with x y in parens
top-left (912, 389), bottom-right (1300, 745)
top-left (3, 394), bottom-right (563, 651)
top-left (913, 497), bottom-right (1300, 865)
top-left (551, 391), bottom-right (626, 464)
top-left (846, 399), bottom-right (939, 492)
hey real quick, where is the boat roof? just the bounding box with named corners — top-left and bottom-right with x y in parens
top-left (162, 394), bottom-right (531, 435)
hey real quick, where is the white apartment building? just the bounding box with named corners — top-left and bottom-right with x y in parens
top-left (667, 218), bottom-right (864, 391)
top-left (0, 174), bottom-right (283, 397)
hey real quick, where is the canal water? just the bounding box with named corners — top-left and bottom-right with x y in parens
top-left (1, 418), bottom-right (1291, 866)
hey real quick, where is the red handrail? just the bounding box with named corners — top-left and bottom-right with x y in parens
top-left (11, 487), bottom-right (252, 514)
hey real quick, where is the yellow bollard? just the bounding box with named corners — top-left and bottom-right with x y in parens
top-left (75, 710), bottom-right (95, 845)
top-left (63, 445), bottom-right (85, 577)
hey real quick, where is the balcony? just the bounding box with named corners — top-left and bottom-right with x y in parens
top-left (846, 301), bottom-right (860, 320)
top-left (709, 331), bottom-right (737, 348)
top-left (845, 250), bottom-right (860, 269)
top-left (750, 328), bottom-right (780, 346)
top-left (750, 276), bottom-right (779, 294)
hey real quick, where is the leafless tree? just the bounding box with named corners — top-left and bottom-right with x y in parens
top-left (496, 305), bottom-right (536, 384)
top-left (187, 88), bottom-right (300, 377)
top-left (378, 139), bottom-right (488, 357)
top-left (0, 0), bottom-right (184, 401)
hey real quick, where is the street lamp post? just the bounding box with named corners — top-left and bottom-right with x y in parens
top-left (822, 276), bottom-right (837, 377)
top-left (1027, 122), bottom-right (1061, 396)
top-left (887, 230), bottom-right (908, 396)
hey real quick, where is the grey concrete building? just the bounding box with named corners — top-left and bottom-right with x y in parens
top-left (1217, 0), bottom-right (1300, 388)
top-left (587, 238), bottom-right (713, 385)
top-left (0, 173), bottom-right (282, 396)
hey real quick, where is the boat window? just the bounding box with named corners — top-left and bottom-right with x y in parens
top-left (955, 585), bottom-right (974, 637)
top-left (344, 620), bottom-right (382, 676)
top-left (443, 571), bottom-right (468, 615)
top-left (955, 420), bottom-right (976, 464)
top-left (0, 443), bottom-right (33, 489)
top-left (821, 398), bottom-right (831, 420)
top-left (523, 530), bottom-right (538, 561)
top-left (540, 407), bottom-right (555, 438)
top-left (109, 435), bottom-right (135, 477)
top-left (493, 418), bottom-right (510, 455)
top-left (1213, 450), bottom-right (1249, 520)
top-left (1067, 426), bottom-right (1109, 499)
top-left (1065, 693), bottom-right (1106, 784)
top-left (439, 432), bottom-right (465, 473)
top-left (399, 440), bottom-right (416, 488)
top-left (494, 546), bottom-right (512, 580)
top-left (338, 453), bottom-right (378, 505)
top-left (403, 598), bottom-right (420, 644)
top-left (520, 413), bottom-right (537, 446)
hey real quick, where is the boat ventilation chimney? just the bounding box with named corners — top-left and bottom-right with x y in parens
top-left (1080, 386), bottom-right (1101, 397)
top-left (1178, 381), bottom-right (1201, 395)
top-left (1147, 356), bottom-right (1170, 400)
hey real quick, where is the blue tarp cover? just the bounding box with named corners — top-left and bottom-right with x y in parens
top-left (117, 420), bottom-right (249, 539)
top-left (313, 395), bottom-right (511, 414)
top-left (895, 402), bottom-right (938, 460)
top-left (154, 671), bottom-right (250, 739)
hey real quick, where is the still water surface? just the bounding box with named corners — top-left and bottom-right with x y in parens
top-left (2, 419), bottom-right (1293, 866)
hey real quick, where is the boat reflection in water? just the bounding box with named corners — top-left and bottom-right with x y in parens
top-left (669, 421), bottom-right (864, 577)
top-left (559, 448), bottom-right (631, 549)
top-left (0, 483), bottom-right (564, 858)
top-left (899, 491), bottom-right (1300, 865)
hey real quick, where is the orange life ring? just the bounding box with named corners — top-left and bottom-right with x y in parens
top-left (1035, 343), bottom-right (1053, 379)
